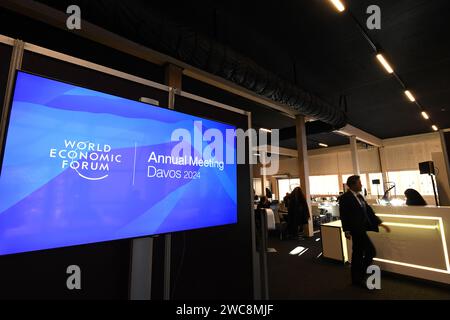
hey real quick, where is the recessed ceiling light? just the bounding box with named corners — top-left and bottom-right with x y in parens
top-left (259, 128), bottom-right (272, 133)
top-left (421, 111), bottom-right (429, 120)
top-left (432, 125), bottom-right (438, 131)
top-left (318, 143), bottom-right (328, 148)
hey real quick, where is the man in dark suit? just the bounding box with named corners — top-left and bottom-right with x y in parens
top-left (339, 175), bottom-right (391, 288)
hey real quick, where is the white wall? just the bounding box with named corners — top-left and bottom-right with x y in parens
top-left (382, 133), bottom-right (442, 171)
top-left (272, 132), bottom-right (443, 176)
top-left (254, 132), bottom-right (448, 200)
top-left (308, 147), bottom-right (381, 175)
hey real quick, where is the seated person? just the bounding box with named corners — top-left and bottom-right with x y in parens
top-left (257, 196), bottom-right (271, 210)
top-left (265, 188), bottom-right (273, 200)
top-left (404, 188), bottom-right (427, 206)
top-left (283, 192), bottom-right (290, 207)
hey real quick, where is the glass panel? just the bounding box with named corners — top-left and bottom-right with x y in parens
top-left (277, 178), bottom-right (300, 201)
top-left (309, 175), bottom-right (339, 195)
top-left (387, 170), bottom-right (434, 196)
top-left (253, 178), bottom-right (262, 197)
top-left (368, 173), bottom-right (384, 197)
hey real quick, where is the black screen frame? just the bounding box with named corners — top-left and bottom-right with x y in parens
top-left (0, 69), bottom-right (240, 257)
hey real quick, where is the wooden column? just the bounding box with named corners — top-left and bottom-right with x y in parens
top-left (164, 63), bottom-right (183, 300)
top-left (165, 64), bottom-right (183, 90)
top-left (350, 135), bottom-right (360, 175)
top-left (261, 168), bottom-right (266, 198)
top-left (295, 115), bottom-right (313, 237)
top-left (377, 147), bottom-right (389, 194)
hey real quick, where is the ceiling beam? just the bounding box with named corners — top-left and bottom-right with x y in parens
top-left (335, 124), bottom-right (383, 147)
top-left (253, 145), bottom-right (297, 158)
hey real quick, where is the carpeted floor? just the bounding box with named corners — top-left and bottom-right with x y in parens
top-left (267, 231), bottom-right (450, 300)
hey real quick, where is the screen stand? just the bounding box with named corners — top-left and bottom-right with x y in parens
top-left (430, 173), bottom-right (439, 206)
top-left (163, 234), bottom-right (172, 300)
top-left (129, 237), bottom-right (154, 300)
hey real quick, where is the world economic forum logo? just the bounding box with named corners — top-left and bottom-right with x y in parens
top-left (49, 140), bottom-right (122, 181)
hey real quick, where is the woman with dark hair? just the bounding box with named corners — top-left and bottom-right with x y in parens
top-left (257, 196), bottom-right (271, 210)
top-left (404, 189), bottom-right (427, 206)
top-left (287, 187), bottom-right (310, 238)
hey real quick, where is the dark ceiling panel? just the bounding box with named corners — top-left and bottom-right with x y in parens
top-left (138, 0), bottom-right (450, 137)
top-left (182, 76), bottom-right (296, 130)
top-left (280, 132), bottom-right (350, 150)
top-left (20, 0), bottom-right (450, 138)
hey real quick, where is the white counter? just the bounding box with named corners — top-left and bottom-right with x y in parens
top-left (321, 205), bottom-right (450, 284)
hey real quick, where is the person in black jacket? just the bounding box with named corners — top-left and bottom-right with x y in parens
top-left (287, 187), bottom-right (310, 238)
top-left (339, 175), bottom-right (391, 288)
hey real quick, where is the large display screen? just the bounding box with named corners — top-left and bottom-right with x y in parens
top-left (0, 71), bottom-right (237, 256)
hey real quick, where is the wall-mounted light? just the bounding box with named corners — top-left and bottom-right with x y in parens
top-left (421, 111), bottom-right (429, 120)
top-left (376, 53), bottom-right (394, 74)
top-left (318, 143), bottom-right (329, 148)
top-left (432, 125), bottom-right (439, 131)
top-left (404, 90), bottom-right (416, 102)
top-left (329, 0), bottom-right (345, 12)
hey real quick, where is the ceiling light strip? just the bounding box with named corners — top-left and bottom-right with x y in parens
top-left (337, 7), bottom-right (441, 133)
top-left (376, 54), bottom-right (394, 74)
top-left (404, 90), bottom-right (415, 102)
top-left (329, 0), bottom-right (345, 12)
top-left (421, 111), bottom-right (429, 120)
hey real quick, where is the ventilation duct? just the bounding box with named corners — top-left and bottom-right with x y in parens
top-left (36, 0), bottom-right (347, 128)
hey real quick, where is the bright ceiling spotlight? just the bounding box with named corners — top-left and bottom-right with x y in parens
top-left (259, 128), bottom-right (272, 133)
top-left (421, 111), bottom-right (429, 120)
top-left (432, 125), bottom-right (439, 131)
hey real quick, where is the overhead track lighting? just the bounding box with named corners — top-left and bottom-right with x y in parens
top-left (421, 111), bottom-right (429, 120)
top-left (376, 54), bottom-right (394, 74)
top-left (329, 0), bottom-right (345, 12)
top-left (404, 90), bottom-right (416, 102)
top-left (432, 125), bottom-right (438, 131)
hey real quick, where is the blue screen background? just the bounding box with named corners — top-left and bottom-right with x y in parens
top-left (0, 72), bottom-right (237, 256)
